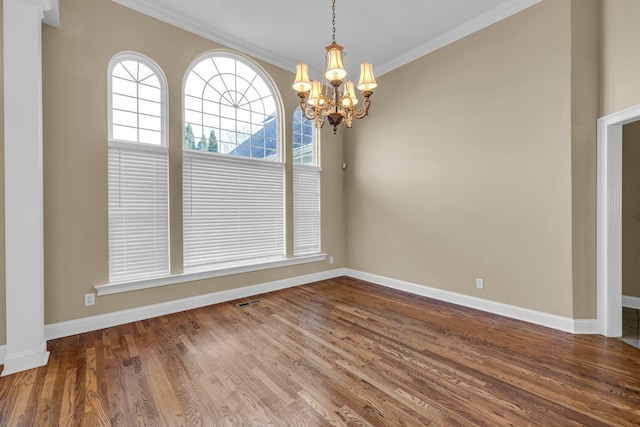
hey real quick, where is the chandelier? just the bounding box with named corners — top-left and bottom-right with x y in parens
top-left (292, 0), bottom-right (377, 134)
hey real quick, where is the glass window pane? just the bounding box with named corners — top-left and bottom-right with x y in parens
top-left (139, 99), bottom-right (161, 117)
top-left (139, 114), bottom-right (161, 132)
top-left (220, 104), bottom-right (236, 119)
top-left (190, 124), bottom-right (203, 137)
top-left (220, 117), bottom-right (236, 134)
top-left (113, 124), bottom-right (137, 142)
top-left (113, 109), bottom-right (138, 128)
top-left (185, 95), bottom-right (201, 112)
top-left (112, 77), bottom-right (137, 97)
top-left (138, 66), bottom-right (158, 87)
top-left (112, 63), bottom-right (132, 80)
top-left (138, 84), bottom-right (161, 102)
top-left (214, 57), bottom-right (236, 75)
top-left (139, 129), bottom-right (161, 145)
top-left (185, 75), bottom-right (206, 97)
top-left (203, 114), bottom-right (219, 129)
top-left (113, 93), bottom-right (137, 113)
top-left (185, 110), bottom-right (202, 126)
top-left (203, 99), bottom-right (218, 115)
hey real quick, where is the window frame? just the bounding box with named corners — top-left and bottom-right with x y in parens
top-left (181, 49), bottom-right (286, 273)
top-left (107, 51), bottom-right (170, 283)
top-left (108, 51), bottom-right (169, 148)
top-left (182, 49), bottom-right (283, 162)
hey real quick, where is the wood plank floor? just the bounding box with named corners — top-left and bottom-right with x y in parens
top-left (1, 276), bottom-right (640, 426)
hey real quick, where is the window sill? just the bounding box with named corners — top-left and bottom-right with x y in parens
top-left (95, 253), bottom-right (327, 296)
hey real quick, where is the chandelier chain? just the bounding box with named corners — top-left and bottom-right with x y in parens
top-left (331, 0), bottom-right (336, 43)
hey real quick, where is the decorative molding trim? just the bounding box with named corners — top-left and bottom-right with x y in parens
top-left (597, 104), bottom-right (640, 337)
top-left (0, 346), bottom-right (6, 365)
top-left (0, 341), bottom-right (49, 377)
top-left (375, 0), bottom-right (543, 75)
top-left (623, 295), bottom-right (640, 310)
top-left (48, 268), bottom-right (346, 340)
top-left (345, 269), bottom-right (596, 335)
top-left (95, 254), bottom-right (327, 296)
top-left (572, 319), bottom-right (601, 335)
top-left (42, 0), bottom-right (60, 27)
top-left (111, 0), bottom-right (542, 77)
top-left (110, 0), bottom-right (291, 72)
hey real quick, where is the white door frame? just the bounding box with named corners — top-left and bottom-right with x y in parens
top-left (597, 104), bottom-right (640, 337)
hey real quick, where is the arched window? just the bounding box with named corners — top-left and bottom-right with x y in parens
top-left (183, 53), bottom-right (278, 159)
top-left (107, 52), bottom-right (169, 282)
top-left (293, 108), bottom-right (321, 255)
top-left (182, 51), bottom-right (284, 270)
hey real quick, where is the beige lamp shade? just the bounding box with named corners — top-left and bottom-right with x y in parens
top-left (292, 63), bottom-right (312, 93)
top-left (357, 62), bottom-right (377, 91)
top-left (325, 43), bottom-right (347, 82)
top-left (345, 81), bottom-right (359, 105)
top-left (307, 80), bottom-right (326, 106)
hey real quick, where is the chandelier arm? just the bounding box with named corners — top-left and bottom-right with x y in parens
top-left (351, 92), bottom-right (373, 119)
top-left (298, 93), bottom-right (331, 129)
top-left (297, 95), bottom-right (318, 120)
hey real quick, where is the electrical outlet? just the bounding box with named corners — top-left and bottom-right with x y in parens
top-left (329, 256), bottom-right (334, 265)
top-left (476, 278), bottom-right (484, 290)
top-left (85, 293), bottom-right (95, 306)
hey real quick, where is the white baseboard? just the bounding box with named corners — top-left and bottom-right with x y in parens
top-left (0, 340), bottom-right (49, 376)
top-left (1, 265), bottom-right (603, 368)
top-left (44, 268), bottom-right (347, 341)
top-left (345, 269), bottom-right (600, 335)
top-left (623, 295), bottom-right (640, 310)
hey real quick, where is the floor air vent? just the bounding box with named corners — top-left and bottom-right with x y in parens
top-left (236, 299), bottom-right (262, 308)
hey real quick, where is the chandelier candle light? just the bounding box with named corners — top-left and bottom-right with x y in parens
top-left (292, 0), bottom-right (377, 134)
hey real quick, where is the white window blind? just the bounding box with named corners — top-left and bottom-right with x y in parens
top-left (293, 164), bottom-right (321, 255)
top-left (183, 151), bottom-right (285, 270)
top-left (108, 144), bottom-right (170, 281)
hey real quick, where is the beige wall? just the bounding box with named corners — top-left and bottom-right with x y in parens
top-left (570, 0), bottom-right (599, 318)
top-left (41, 0), bottom-right (345, 324)
top-left (623, 120), bottom-right (640, 298)
top-left (600, 0), bottom-right (640, 296)
top-left (0, 0), bottom-right (5, 346)
top-left (346, 1), bottom-right (579, 317)
top-left (600, 0), bottom-right (640, 116)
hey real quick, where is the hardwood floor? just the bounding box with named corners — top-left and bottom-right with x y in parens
top-left (1, 276), bottom-right (640, 426)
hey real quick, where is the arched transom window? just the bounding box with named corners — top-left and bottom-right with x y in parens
top-left (183, 54), bottom-right (278, 160)
top-left (110, 56), bottom-right (165, 146)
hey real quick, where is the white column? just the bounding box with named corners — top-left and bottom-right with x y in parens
top-left (1, 0), bottom-right (50, 376)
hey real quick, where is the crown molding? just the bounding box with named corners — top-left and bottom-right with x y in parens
top-left (110, 0), bottom-right (293, 72)
top-left (112, 0), bottom-right (542, 77)
top-left (375, 0), bottom-right (543, 75)
top-left (42, 0), bottom-right (60, 28)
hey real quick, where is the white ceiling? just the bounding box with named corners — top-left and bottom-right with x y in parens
top-left (112, 0), bottom-right (541, 78)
